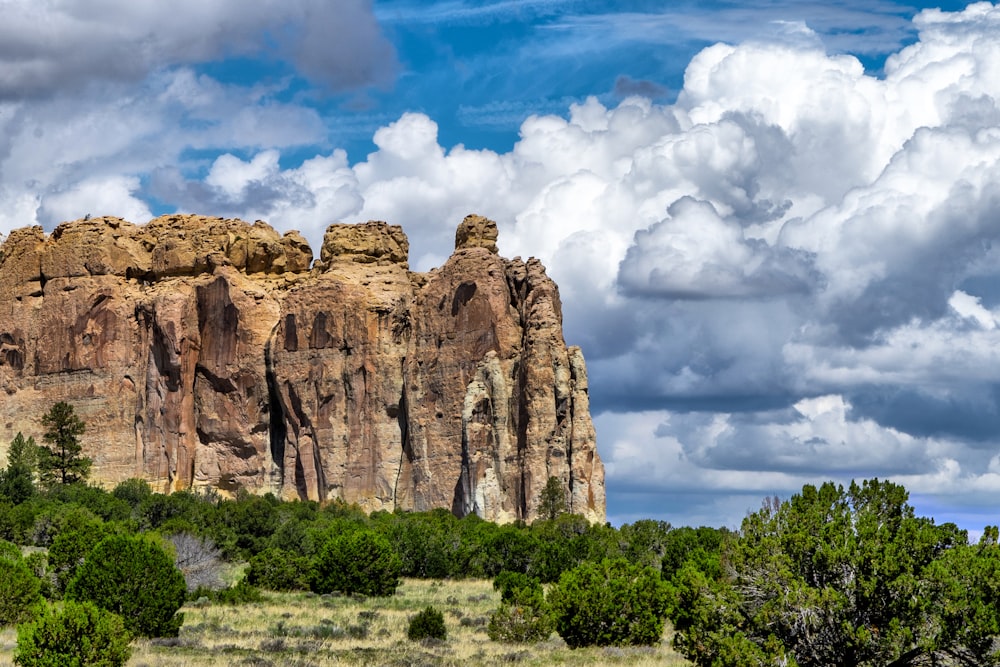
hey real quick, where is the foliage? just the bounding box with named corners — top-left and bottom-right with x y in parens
top-left (192, 578), bottom-right (265, 605)
top-left (537, 476), bottom-right (567, 521)
top-left (246, 547), bottom-right (310, 591)
top-left (0, 556), bottom-right (43, 626)
top-left (660, 525), bottom-right (728, 580)
top-left (0, 433), bottom-right (38, 504)
top-left (488, 572), bottom-right (552, 643)
top-left (548, 558), bottom-right (670, 649)
top-left (38, 402), bottom-right (91, 488)
top-left (14, 600), bottom-right (131, 667)
top-left (310, 529), bottom-right (402, 597)
top-left (667, 479), bottom-right (999, 667)
top-left (47, 519), bottom-right (112, 596)
top-left (407, 606), bottom-right (447, 641)
top-left (66, 534), bottom-right (187, 637)
top-left (110, 478), bottom-right (152, 510)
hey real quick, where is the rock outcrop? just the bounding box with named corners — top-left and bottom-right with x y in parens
top-left (0, 213), bottom-right (605, 523)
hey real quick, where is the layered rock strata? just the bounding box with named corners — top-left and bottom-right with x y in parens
top-left (0, 214), bottom-right (605, 523)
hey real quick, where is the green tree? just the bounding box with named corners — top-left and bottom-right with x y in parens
top-left (0, 556), bottom-right (43, 626)
top-left (245, 547), bottom-right (310, 591)
top-left (38, 402), bottom-right (91, 488)
top-left (0, 433), bottom-right (38, 504)
top-left (667, 479), bottom-right (995, 667)
top-left (547, 558), bottom-right (670, 648)
top-left (537, 476), bottom-right (567, 521)
top-left (66, 534), bottom-right (186, 637)
top-left (310, 530), bottom-right (401, 597)
top-left (14, 600), bottom-right (131, 667)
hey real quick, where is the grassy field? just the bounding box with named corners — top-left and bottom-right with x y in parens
top-left (0, 579), bottom-right (690, 667)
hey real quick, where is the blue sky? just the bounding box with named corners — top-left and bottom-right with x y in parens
top-left (2, 0), bottom-right (1000, 533)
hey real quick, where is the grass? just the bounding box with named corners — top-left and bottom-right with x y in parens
top-left (0, 579), bottom-right (690, 666)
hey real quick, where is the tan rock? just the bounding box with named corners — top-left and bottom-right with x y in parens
top-left (0, 213), bottom-right (605, 523)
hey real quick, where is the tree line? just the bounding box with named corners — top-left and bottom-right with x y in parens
top-left (3, 402), bottom-right (1000, 665)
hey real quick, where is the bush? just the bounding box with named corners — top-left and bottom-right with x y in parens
top-left (66, 534), bottom-right (186, 637)
top-left (0, 557), bottom-right (43, 626)
top-left (488, 571), bottom-right (551, 643)
top-left (195, 579), bottom-right (265, 605)
top-left (14, 600), bottom-right (131, 667)
top-left (310, 530), bottom-right (401, 597)
top-left (408, 606), bottom-right (447, 641)
top-left (547, 558), bottom-right (669, 648)
top-left (246, 547), bottom-right (310, 591)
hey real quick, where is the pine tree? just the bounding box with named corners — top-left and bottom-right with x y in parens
top-left (38, 402), bottom-right (91, 488)
top-left (0, 433), bottom-right (38, 503)
top-left (538, 476), bottom-right (567, 521)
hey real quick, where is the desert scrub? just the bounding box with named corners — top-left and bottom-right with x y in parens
top-left (407, 606), bottom-right (447, 641)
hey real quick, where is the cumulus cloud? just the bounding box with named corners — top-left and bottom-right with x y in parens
top-left (2, 1), bottom-right (1000, 529)
top-left (0, 0), bottom-right (396, 99)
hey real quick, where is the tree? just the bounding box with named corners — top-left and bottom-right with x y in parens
top-left (167, 532), bottom-right (225, 592)
top-left (245, 547), bottom-right (310, 591)
top-left (537, 476), bottom-right (567, 521)
top-left (0, 433), bottom-right (38, 504)
top-left (310, 529), bottom-right (401, 597)
top-left (547, 558), bottom-right (670, 648)
top-left (38, 402), bottom-right (91, 488)
top-left (667, 479), bottom-right (996, 667)
top-left (0, 556), bottom-right (43, 626)
top-left (66, 534), bottom-right (187, 637)
top-left (14, 600), bottom-right (131, 667)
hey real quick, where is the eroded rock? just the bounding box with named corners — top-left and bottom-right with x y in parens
top-left (0, 214), bottom-right (605, 522)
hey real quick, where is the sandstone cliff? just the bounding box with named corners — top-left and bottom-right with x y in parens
top-left (0, 214), bottom-right (605, 523)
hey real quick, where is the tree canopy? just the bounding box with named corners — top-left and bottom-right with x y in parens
top-left (666, 479), bottom-right (1000, 667)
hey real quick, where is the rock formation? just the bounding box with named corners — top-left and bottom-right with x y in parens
top-left (0, 214), bottom-right (605, 523)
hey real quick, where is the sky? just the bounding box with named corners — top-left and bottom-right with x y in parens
top-left (1, 0), bottom-right (1000, 533)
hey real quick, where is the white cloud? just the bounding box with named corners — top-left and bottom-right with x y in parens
top-left (2, 1), bottom-right (1000, 530)
top-left (0, 0), bottom-right (396, 99)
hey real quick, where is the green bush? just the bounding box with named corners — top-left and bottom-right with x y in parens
top-left (66, 534), bottom-right (186, 637)
top-left (0, 557), bottom-right (43, 626)
top-left (547, 558), bottom-right (669, 648)
top-left (487, 575), bottom-right (552, 643)
top-left (408, 606), bottom-right (447, 641)
top-left (246, 547), bottom-right (310, 591)
top-left (193, 578), bottom-right (265, 605)
top-left (14, 600), bottom-right (131, 667)
top-left (310, 530), bottom-right (401, 597)
top-left (493, 571), bottom-right (538, 603)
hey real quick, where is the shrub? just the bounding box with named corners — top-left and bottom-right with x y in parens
top-left (408, 606), bottom-right (447, 641)
top-left (200, 578), bottom-right (265, 605)
top-left (547, 558), bottom-right (670, 648)
top-left (66, 534), bottom-right (186, 637)
top-left (47, 521), bottom-right (110, 596)
top-left (0, 557), bottom-right (43, 626)
top-left (488, 571), bottom-right (551, 643)
top-left (310, 530), bottom-right (401, 597)
top-left (246, 547), bottom-right (310, 591)
top-left (14, 600), bottom-right (131, 667)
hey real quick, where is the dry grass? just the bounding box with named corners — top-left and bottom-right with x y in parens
top-left (0, 579), bottom-right (690, 666)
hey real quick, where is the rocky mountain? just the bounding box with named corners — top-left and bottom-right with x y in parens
top-left (0, 214), bottom-right (605, 523)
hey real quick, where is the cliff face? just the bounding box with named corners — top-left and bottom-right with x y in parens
top-left (0, 214), bottom-right (605, 523)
